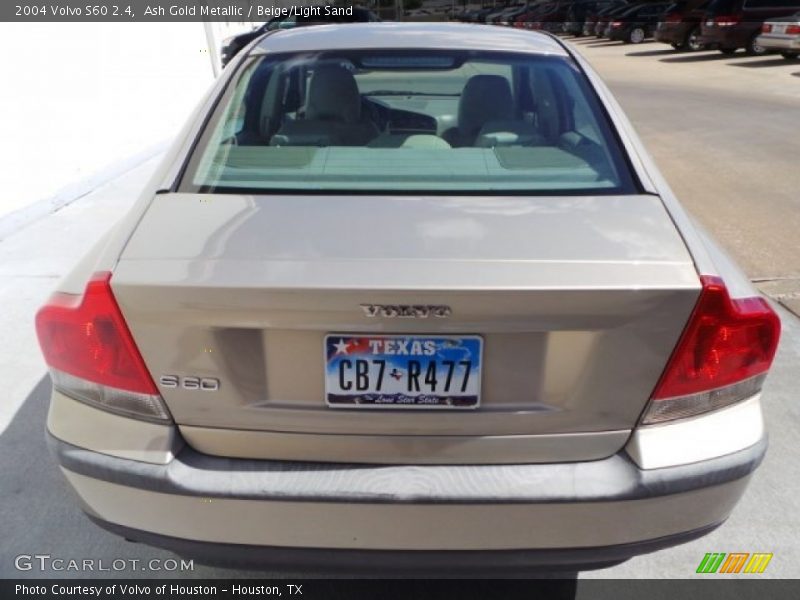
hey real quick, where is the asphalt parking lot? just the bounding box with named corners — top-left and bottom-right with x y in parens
top-left (1, 38), bottom-right (798, 583)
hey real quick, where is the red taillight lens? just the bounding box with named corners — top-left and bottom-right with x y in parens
top-left (786, 24), bottom-right (800, 34)
top-left (714, 14), bottom-right (741, 26)
top-left (35, 272), bottom-right (158, 395)
top-left (611, 21), bottom-right (622, 27)
top-left (652, 276), bottom-right (779, 400)
top-left (762, 23), bottom-right (773, 33)
top-left (664, 13), bottom-right (682, 23)
top-left (642, 276), bottom-right (780, 424)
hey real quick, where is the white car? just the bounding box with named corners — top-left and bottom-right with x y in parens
top-left (37, 23), bottom-right (780, 574)
top-left (757, 11), bottom-right (800, 59)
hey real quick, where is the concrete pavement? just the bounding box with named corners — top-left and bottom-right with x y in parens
top-left (0, 159), bottom-right (160, 433)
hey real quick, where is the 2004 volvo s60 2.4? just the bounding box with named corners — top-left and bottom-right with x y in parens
top-left (36, 23), bottom-right (781, 573)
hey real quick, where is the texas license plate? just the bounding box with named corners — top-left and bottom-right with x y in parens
top-left (324, 335), bottom-right (482, 409)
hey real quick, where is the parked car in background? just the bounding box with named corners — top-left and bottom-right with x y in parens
top-left (565, 0), bottom-right (629, 36)
top-left (473, 5), bottom-right (505, 22)
top-left (39, 22), bottom-right (780, 575)
top-left (487, 3), bottom-right (529, 24)
top-left (512, 3), bottom-right (541, 26)
top-left (606, 2), bottom-right (672, 42)
top-left (595, 3), bottom-right (635, 35)
top-left (699, 0), bottom-right (800, 55)
top-left (529, 2), bottom-right (568, 31)
top-left (756, 11), bottom-right (800, 58)
top-left (220, 7), bottom-right (379, 67)
top-left (405, 8), bottom-right (432, 18)
top-left (655, 0), bottom-right (710, 50)
top-left (584, 2), bottom-right (631, 35)
top-left (497, 2), bottom-right (537, 25)
top-left (516, 1), bottom-right (560, 29)
top-left (563, 0), bottom-right (595, 35)
top-left (482, 6), bottom-right (508, 24)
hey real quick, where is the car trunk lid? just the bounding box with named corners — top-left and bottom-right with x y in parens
top-left (111, 192), bottom-right (700, 463)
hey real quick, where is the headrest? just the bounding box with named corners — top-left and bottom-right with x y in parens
top-left (458, 75), bottom-right (514, 136)
top-left (305, 65), bottom-right (361, 123)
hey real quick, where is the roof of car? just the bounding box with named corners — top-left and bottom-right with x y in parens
top-left (251, 22), bottom-right (569, 57)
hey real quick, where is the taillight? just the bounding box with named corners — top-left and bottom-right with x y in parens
top-left (641, 276), bottom-right (780, 425)
top-left (35, 272), bottom-right (172, 423)
top-left (611, 21), bottom-right (622, 27)
top-left (786, 24), bottom-right (800, 34)
top-left (762, 23), bottom-right (773, 33)
top-left (664, 13), bottom-right (682, 23)
top-left (714, 14), bottom-right (741, 27)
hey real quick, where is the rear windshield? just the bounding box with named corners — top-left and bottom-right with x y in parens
top-left (180, 50), bottom-right (636, 195)
top-left (743, 0), bottom-right (800, 7)
top-left (706, 0), bottom-right (737, 12)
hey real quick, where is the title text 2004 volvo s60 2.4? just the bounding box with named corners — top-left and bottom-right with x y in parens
top-left (36, 23), bottom-right (780, 574)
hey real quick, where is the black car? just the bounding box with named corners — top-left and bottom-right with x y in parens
top-left (566, 0), bottom-right (629, 35)
top-left (593, 2), bottom-right (636, 35)
top-left (654, 0), bottom-right (711, 50)
top-left (700, 0), bottom-right (800, 55)
top-left (606, 2), bottom-right (672, 42)
top-left (220, 7), bottom-right (380, 68)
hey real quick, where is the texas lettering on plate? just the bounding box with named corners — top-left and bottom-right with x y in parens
top-left (325, 335), bottom-right (482, 409)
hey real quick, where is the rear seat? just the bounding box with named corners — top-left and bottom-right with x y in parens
top-left (475, 121), bottom-right (546, 148)
top-left (368, 134), bottom-right (451, 149)
top-left (270, 65), bottom-right (378, 147)
top-left (442, 74), bottom-right (543, 148)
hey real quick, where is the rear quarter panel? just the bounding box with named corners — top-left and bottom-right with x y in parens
top-left (567, 42), bottom-right (754, 295)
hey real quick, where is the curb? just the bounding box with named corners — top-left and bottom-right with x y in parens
top-left (0, 142), bottom-right (167, 242)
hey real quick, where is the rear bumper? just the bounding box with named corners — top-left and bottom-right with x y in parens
top-left (756, 34), bottom-right (800, 50)
top-left (655, 24), bottom-right (691, 44)
top-left (89, 516), bottom-right (722, 574)
top-left (700, 24), bottom-right (759, 49)
top-left (49, 431), bottom-right (766, 572)
top-left (607, 28), bottom-right (629, 41)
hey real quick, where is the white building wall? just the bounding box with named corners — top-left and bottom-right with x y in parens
top-left (0, 23), bottom-right (224, 223)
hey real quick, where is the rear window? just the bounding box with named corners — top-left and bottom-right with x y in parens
top-left (665, 0), bottom-right (710, 10)
top-left (744, 0), bottom-right (800, 7)
top-left (180, 50), bottom-right (636, 195)
top-left (706, 0), bottom-right (737, 12)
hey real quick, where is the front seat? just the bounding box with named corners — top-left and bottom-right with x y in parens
top-left (271, 65), bottom-right (378, 147)
top-left (443, 74), bottom-right (543, 148)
